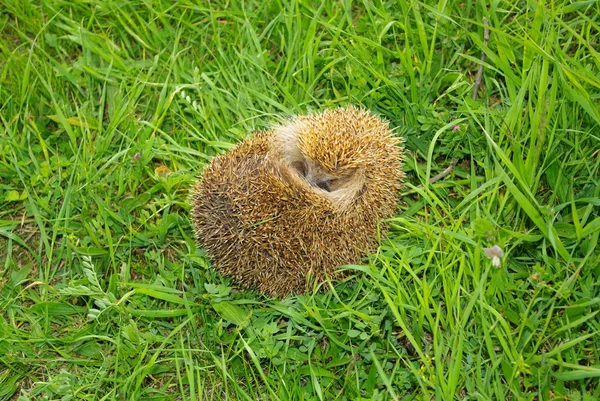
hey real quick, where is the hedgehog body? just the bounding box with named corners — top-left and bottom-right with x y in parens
top-left (191, 107), bottom-right (404, 297)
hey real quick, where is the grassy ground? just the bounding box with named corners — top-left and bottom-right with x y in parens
top-left (1, 0), bottom-right (600, 399)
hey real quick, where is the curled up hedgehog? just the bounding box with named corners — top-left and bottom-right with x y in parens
top-left (191, 106), bottom-right (404, 297)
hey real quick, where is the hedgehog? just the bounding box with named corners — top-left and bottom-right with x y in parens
top-left (191, 106), bottom-right (404, 297)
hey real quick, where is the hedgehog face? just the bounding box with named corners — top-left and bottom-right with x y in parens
top-left (291, 158), bottom-right (359, 193)
top-left (273, 119), bottom-right (366, 204)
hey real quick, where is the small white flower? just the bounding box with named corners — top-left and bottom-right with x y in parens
top-left (484, 245), bottom-right (504, 268)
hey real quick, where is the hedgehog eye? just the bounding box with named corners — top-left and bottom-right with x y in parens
top-left (291, 160), bottom-right (308, 177)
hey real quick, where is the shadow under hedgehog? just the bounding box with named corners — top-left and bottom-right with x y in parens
top-left (191, 106), bottom-right (404, 298)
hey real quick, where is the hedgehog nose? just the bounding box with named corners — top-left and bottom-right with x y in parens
top-left (315, 180), bottom-right (331, 192)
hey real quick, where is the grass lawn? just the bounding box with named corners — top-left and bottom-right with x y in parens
top-left (1, 0), bottom-right (600, 399)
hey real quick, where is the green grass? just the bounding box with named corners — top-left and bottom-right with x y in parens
top-left (1, 0), bottom-right (600, 399)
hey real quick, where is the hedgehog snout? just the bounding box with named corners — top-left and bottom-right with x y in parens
top-left (290, 159), bottom-right (338, 193)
